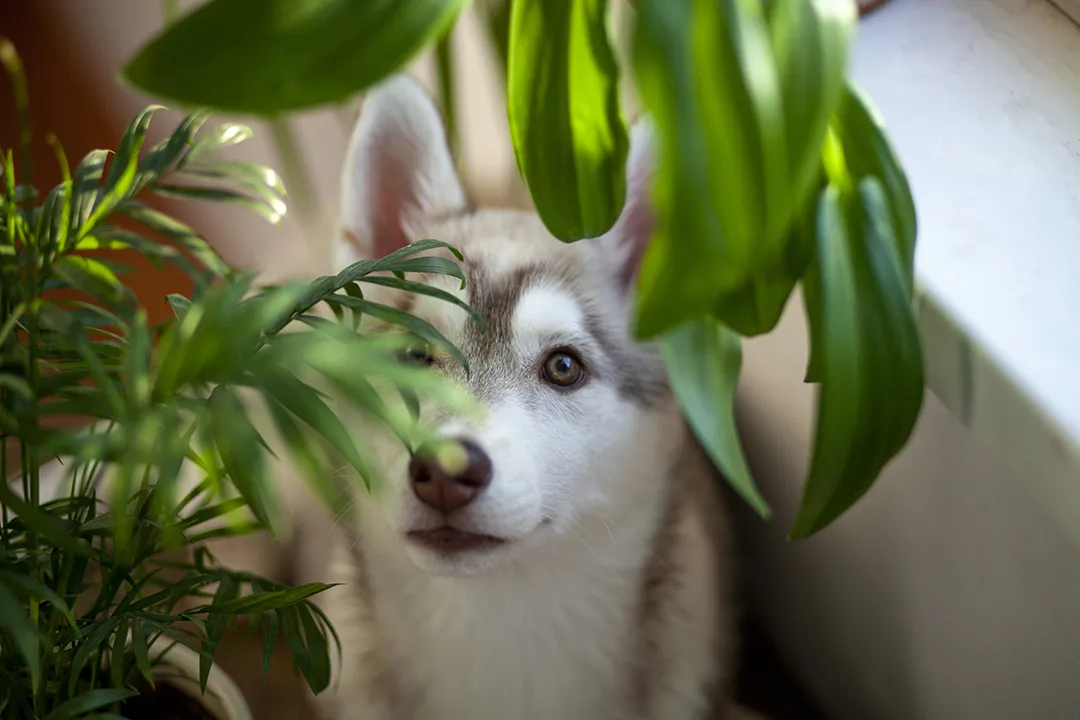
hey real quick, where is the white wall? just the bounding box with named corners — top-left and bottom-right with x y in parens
top-left (738, 299), bottom-right (1080, 720)
top-left (50, 2), bottom-right (1080, 718)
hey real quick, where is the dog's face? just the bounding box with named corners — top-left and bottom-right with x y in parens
top-left (337, 77), bottom-right (686, 576)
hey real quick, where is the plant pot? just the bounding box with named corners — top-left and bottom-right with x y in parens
top-left (119, 642), bottom-right (253, 720)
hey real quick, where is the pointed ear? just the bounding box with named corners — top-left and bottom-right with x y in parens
top-left (599, 120), bottom-right (657, 292)
top-left (336, 75), bottom-right (466, 268)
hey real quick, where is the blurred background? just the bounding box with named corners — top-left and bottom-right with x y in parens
top-left (6, 1), bottom-right (1080, 719)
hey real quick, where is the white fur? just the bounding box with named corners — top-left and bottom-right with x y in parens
top-left (304, 76), bottom-right (745, 720)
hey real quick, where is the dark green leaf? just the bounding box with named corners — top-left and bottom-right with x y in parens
top-left (201, 575), bottom-right (238, 693)
top-left (789, 180), bottom-right (923, 538)
top-left (131, 618), bottom-right (153, 682)
top-left (122, 0), bottom-right (468, 115)
top-left (297, 604), bottom-right (332, 692)
top-left (508, 0), bottom-right (628, 240)
top-left (42, 689), bottom-right (137, 720)
top-left (830, 83), bottom-right (917, 292)
top-left (196, 582), bottom-right (334, 615)
top-left (261, 610), bottom-right (279, 684)
top-left (0, 582), bottom-right (39, 691)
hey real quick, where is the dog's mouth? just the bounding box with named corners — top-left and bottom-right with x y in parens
top-left (406, 526), bottom-right (508, 554)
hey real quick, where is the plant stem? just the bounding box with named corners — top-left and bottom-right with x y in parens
top-left (268, 118), bottom-right (325, 266)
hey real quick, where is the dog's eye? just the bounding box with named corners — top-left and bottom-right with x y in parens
top-left (541, 350), bottom-right (585, 388)
top-left (399, 342), bottom-right (435, 367)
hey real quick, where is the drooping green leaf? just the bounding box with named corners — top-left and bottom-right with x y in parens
top-left (508, 0), bottom-right (628, 241)
top-left (660, 318), bottom-right (770, 516)
top-left (789, 180), bottom-right (923, 539)
top-left (632, 0), bottom-right (788, 337)
top-left (830, 83), bottom-right (917, 291)
top-left (767, 0), bottom-right (855, 210)
top-left (122, 0), bottom-right (468, 116)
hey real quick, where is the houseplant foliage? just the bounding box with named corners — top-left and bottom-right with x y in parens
top-left (0, 38), bottom-right (472, 717)
top-left (122, 0), bottom-right (924, 539)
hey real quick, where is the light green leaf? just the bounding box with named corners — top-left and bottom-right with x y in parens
top-left (632, 0), bottom-right (788, 337)
top-left (660, 318), bottom-right (770, 516)
top-left (508, 0), bottom-right (628, 240)
top-left (122, 0), bottom-right (468, 115)
top-left (767, 0), bottom-right (855, 209)
top-left (54, 255), bottom-right (125, 305)
top-left (789, 180), bottom-right (923, 539)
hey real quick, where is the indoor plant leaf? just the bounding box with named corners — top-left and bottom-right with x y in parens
top-left (789, 179), bottom-right (924, 539)
top-left (632, 0), bottom-right (788, 337)
top-left (660, 317), bottom-right (770, 517)
top-left (507, 0), bottom-right (628, 240)
top-left (122, 0), bottom-right (469, 115)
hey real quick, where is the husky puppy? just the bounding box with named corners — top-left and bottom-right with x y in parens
top-left (310, 75), bottom-right (757, 720)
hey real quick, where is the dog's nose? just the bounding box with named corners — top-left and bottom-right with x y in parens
top-left (409, 439), bottom-right (493, 514)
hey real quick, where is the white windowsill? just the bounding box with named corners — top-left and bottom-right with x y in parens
top-left (852, 0), bottom-right (1080, 540)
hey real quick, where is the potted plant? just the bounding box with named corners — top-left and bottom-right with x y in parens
top-left (122, 0), bottom-right (922, 539)
top-left (0, 37), bottom-right (472, 719)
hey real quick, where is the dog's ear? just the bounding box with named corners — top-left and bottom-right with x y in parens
top-left (337, 75), bottom-right (466, 268)
top-left (598, 120), bottom-right (657, 293)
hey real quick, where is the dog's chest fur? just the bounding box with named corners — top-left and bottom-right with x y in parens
top-left (319, 475), bottom-right (722, 720)
top-left (366, 508), bottom-right (659, 718)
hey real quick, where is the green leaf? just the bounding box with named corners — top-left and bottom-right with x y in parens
top-left (122, 203), bottom-right (229, 276)
top-left (152, 184), bottom-right (284, 225)
top-left (131, 618), bottom-right (153, 683)
top-left (254, 370), bottom-right (376, 489)
top-left (54, 255), bottom-right (125, 305)
top-left (767, 0), bottom-right (855, 209)
top-left (789, 180), bottom-right (924, 539)
top-left (42, 689), bottom-right (138, 720)
top-left (208, 386), bottom-right (278, 531)
top-left (355, 275), bottom-right (485, 328)
top-left (660, 318), bottom-right (770, 516)
top-left (0, 582), bottom-right (39, 692)
top-left (327, 296), bottom-right (469, 371)
top-left (508, 0), bottom-right (628, 241)
top-left (632, 0), bottom-right (789, 338)
top-left (261, 610), bottom-right (280, 685)
top-left (185, 123), bottom-right (254, 164)
top-left (196, 582), bottom-right (335, 615)
top-left (830, 83), bottom-right (917, 292)
top-left (79, 106), bottom-right (163, 240)
top-left (201, 575), bottom-right (238, 693)
top-left (122, 0), bottom-right (468, 116)
top-left (297, 604), bottom-right (332, 693)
